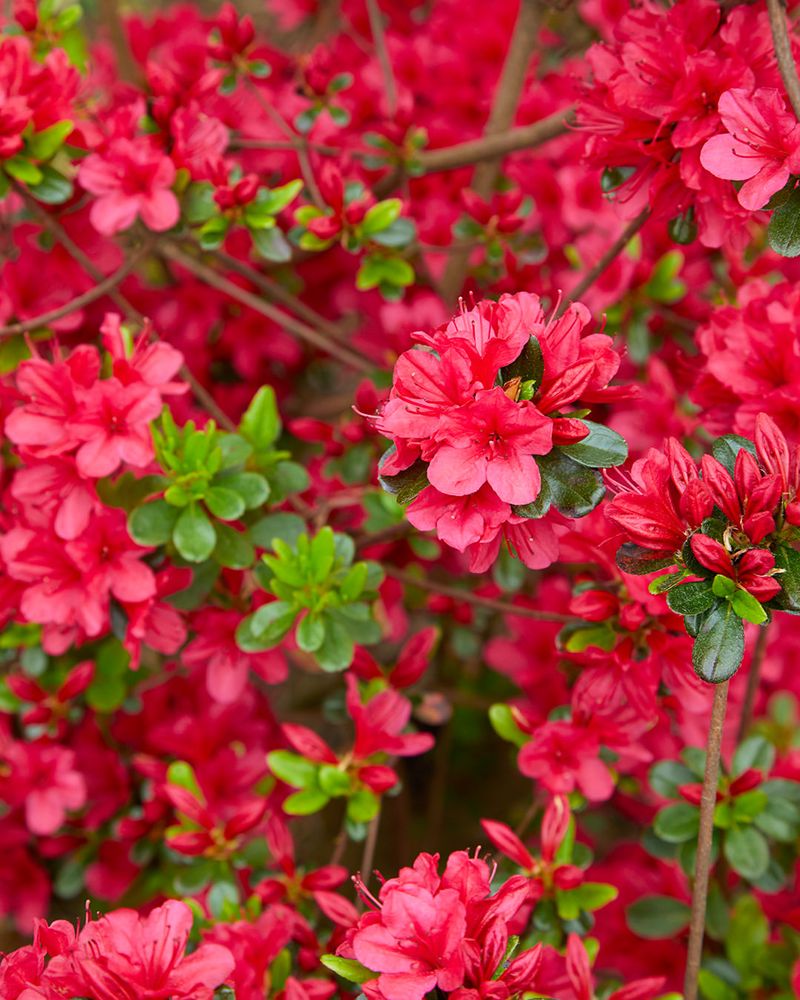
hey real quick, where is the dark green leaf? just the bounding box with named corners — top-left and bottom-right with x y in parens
top-left (315, 619), bottom-right (355, 671)
top-left (538, 449), bottom-right (604, 518)
top-left (666, 581), bottom-right (716, 616)
top-left (128, 500), bottom-right (178, 546)
top-left (616, 543), bottom-right (676, 576)
top-left (768, 186), bottom-right (800, 257)
top-left (626, 895), bottom-right (691, 939)
top-left (692, 600), bottom-right (745, 684)
top-left (250, 512), bottom-right (306, 549)
top-left (173, 505), bottom-right (217, 562)
top-left (732, 736), bottom-right (775, 777)
top-left (501, 335), bottom-right (544, 387)
top-left (205, 486), bottom-right (246, 521)
top-left (649, 760), bottom-right (697, 798)
top-left (213, 523), bottom-right (255, 569)
top-left (378, 448), bottom-right (429, 505)
top-left (711, 434), bottom-right (757, 476)
top-left (772, 544), bottom-right (800, 612)
top-left (723, 826), bottom-right (769, 881)
top-left (511, 479), bottom-right (551, 519)
top-left (560, 421), bottom-right (628, 469)
top-left (218, 472), bottom-right (270, 509)
top-left (252, 226), bottom-right (292, 262)
top-left (29, 166), bottom-right (73, 204)
top-left (653, 802), bottom-right (700, 843)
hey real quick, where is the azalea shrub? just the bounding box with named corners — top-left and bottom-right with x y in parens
top-left (5, 1), bottom-right (800, 999)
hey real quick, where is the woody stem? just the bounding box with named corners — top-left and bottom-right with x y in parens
top-left (683, 680), bottom-right (730, 1000)
top-left (557, 208), bottom-right (650, 316)
top-left (766, 0), bottom-right (800, 121)
top-left (736, 625), bottom-right (771, 744)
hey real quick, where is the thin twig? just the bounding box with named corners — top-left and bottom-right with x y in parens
top-left (0, 251), bottom-right (145, 338)
top-left (366, 0), bottom-right (398, 116)
top-left (15, 188), bottom-right (238, 428)
top-left (558, 208), bottom-right (650, 315)
top-left (418, 108), bottom-right (573, 173)
top-left (212, 249), bottom-right (348, 341)
top-left (684, 680), bottom-right (730, 1000)
top-left (384, 566), bottom-right (578, 623)
top-left (161, 243), bottom-right (374, 373)
top-left (736, 625), bottom-right (771, 744)
top-left (359, 809), bottom-right (382, 890)
top-left (767, 0), bottom-right (800, 120)
top-left (440, 0), bottom-right (543, 302)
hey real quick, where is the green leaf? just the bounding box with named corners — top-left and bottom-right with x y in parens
top-left (692, 601), bottom-right (745, 684)
top-left (340, 563), bottom-right (368, 602)
top-left (667, 581), bottom-right (716, 616)
top-left (167, 760), bottom-right (203, 799)
top-left (711, 434), bottom-right (757, 476)
top-left (649, 760), bottom-right (697, 798)
top-left (26, 120), bottom-right (73, 160)
top-left (560, 421), bottom-right (628, 468)
top-left (625, 895), bottom-right (691, 939)
top-left (347, 788), bottom-right (380, 823)
top-left (4, 156), bottom-right (43, 185)
top-left (284, 788), bottom-right (330, 815)
top-left (184, 183), bottom-right (216, 223)
top-left (772, 543), bottom-right (800, 612)
top-left (320, 956), bottom-right (373, 984)
top-left (314, 619), bottom-right (355, 672)
top-left (537, 449), bottom-right (604, 518)
top-left (356, 254), bottom-right (414, 291)
top-left (732, 736), bottom-right (775, 777)
top-left (648, 571), bottom-right (686, 595)
top-left (296, 614), bottom-right (325, 653)
top-left (489, 704), bottom-right (528, 747)
top-left (501, 336), bottom-right (544, 387)
top-left (260, 179), bottom-right (303, 214)
top-left (86, 639), bottom-right (129, 712)
top-left (712, 574), bottom-right (736, 599)
top-left (318, 764), bottom-right (351, 796)
top-left (213, 523), bottom-right (255, 569)
top-left (128, 500), bottom-right (178, 546)
top-left (768, 185), bottom-right (800, 257)
top-left (730, 588), bottom-right (767, 625)
top-left (207, 881), bottom-right (240, 919)
top-left (616, 543), bottom-right (676, 576)
top-left (173, 504), bottom-right (217, 562)
top-left (653, 802), bottom-right (700, 843)
top-left (724, 826), bottom-right (769, 881)
top-left (29, 166), bottom-right (73, 204)
top-left (252, 226), bottom-right (292, 262)
top-left (205, 486), bottom-right (246, 521)
top-left (310, 527), bottom-right (336, 583)
top-left (267, 750), bottom-right (318, 788)
top-left (218, 472), bottom-right (270, 509)
top-left (247, 601), bottom-right (297, 646)
top-left (250, 513), bottom-right (306, 549)
top-left (241, 386), bottom-right (281, 450)
top-left (361, 198), bottom-right (403, 235)
top-left (555, 882), bottom-right (618, 920)
top-left (378, 449), bottom-right (429, 505)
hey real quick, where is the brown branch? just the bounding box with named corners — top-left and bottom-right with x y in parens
top-left (767, 0), bottom-right (800, 121)
top-left (97, 0), bottom-right (141, 86)
top-left (161, 243), bottom-right (374, 373)
top-left (440, 0), bottom-right (544, 302)
top-left (384, 566), bottom-right (578, 623)
top-left (15, 188), bottom-right (237, 430)
top-left (418, 107), bottom-right (574, 174)
top-left (359, 808), bottom-right (382, 893)
top-left (211, 249), bottom-right (349, 342)
top-left (366, 0), bottom-right (398, 116)
top-left (684, 680), bottom-right (729, 1000)
top-left (557, 208), bottom-right (650, 315)
top-left (736, 625), bottom-right (771, 744)
top-left (0, 250), bottom-right (145, 338)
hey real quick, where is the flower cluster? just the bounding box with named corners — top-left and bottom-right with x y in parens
top-left (376, 292), bottom-right (630, 571)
